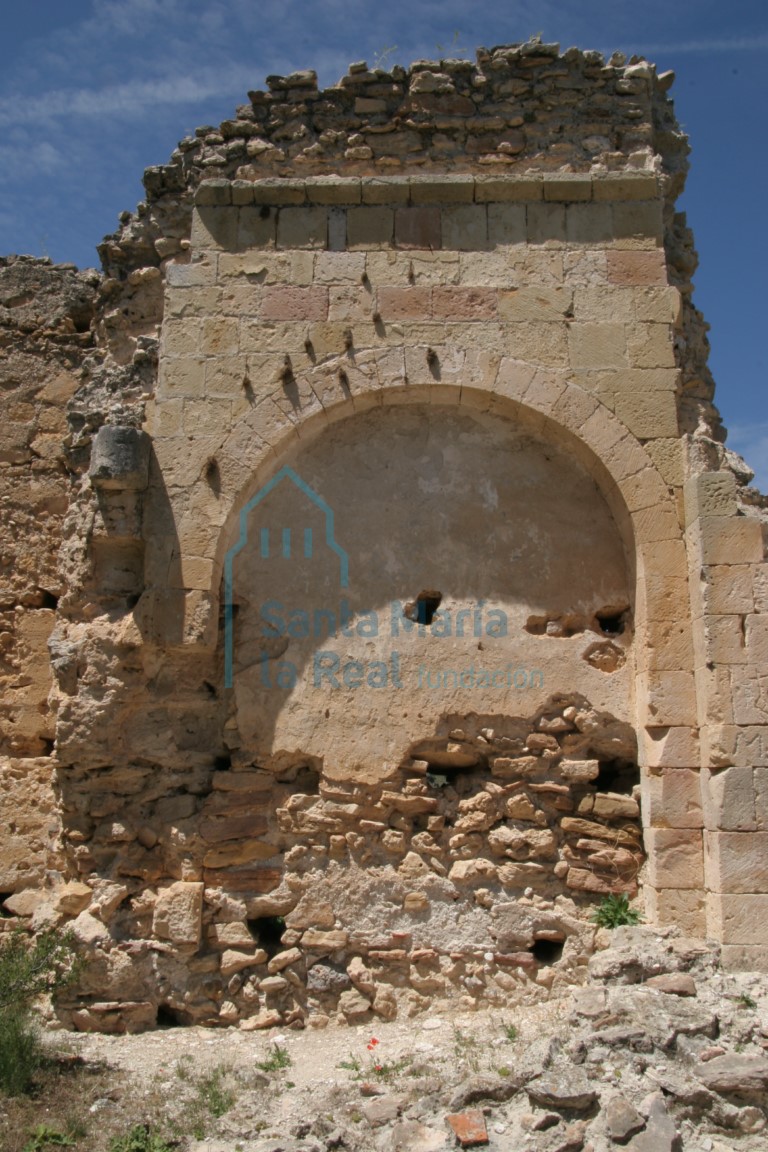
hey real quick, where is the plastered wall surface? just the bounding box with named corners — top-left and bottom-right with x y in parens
top-left (0, 42), bottom-right (766, 1032)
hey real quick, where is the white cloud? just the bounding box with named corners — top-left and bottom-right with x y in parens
top-left (0, 65), bottom-right (261, 128)
top-left (0, 139), bottom-right (64, 184)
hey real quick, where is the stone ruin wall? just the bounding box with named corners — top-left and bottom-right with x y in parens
top-left (0, 41), bottom-right (767, 1034)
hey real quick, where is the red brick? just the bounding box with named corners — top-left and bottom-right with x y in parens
top-left (261, 287), bottom-right (328, 321)
top-left (368, 948), bottom-right (408, 961)
top-left (432, 287), bottom-right (497, 320)
top-left (377, 287), bottom-right (432, 321)
top-left (494, 951), bottom-right (536, 968)
top-left (395, 206), bottom-right (441, 249)
top-left (606, 249), bottom-right (668, 286)
top-left (447, 1110), bottom-right (489, 1147)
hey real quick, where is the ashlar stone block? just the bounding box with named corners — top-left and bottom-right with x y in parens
top-left (700, 765), bottom-right (757, 831)
top-left (487, 203), bottom-right (527, 246)
top-left (702, 565), bottom-right (754, 615)
top-left (347, 206), bottom-right (394, 248)
top-left (441, 205), bottom-right (488, 250)
top-left (704, 831), bottom-right (768, 894)
top-left (276, 207), bottom-right (328, 249)
top-left (644, 887), bottom-right (705, 936)
top-left (698, 517), bottom-right (764, 567)
top-left (642, 768), bottom-right (703, 829)
top-left (645, 827), bottom-right (703, 889)
top-left (638, 671), bottom-right (697, 727)
top-left (613, 391), bottom-right (679, 440)
top-left (707, 894), bottom-right (768, 945)
top-left (642, 725), bottom-right (699, 769)
top-left (498, 286), bottom-right (572, 322)
top-left (568, 324), bottom-right (627, 369)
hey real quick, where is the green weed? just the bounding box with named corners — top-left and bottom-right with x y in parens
top-left (0, 927), bottom-right (82, 1096)
top-left (107, 1125), bottom-right (174, 1152)
top-left (591, 893), bottom-right (641, 929)
top-left (453, 1027), bottom-right (481, 1072)
top-left (196, 1064), bottom-right (235, 1117)
top-left (22, 1125), bottom-right (75, 1152)
top-left (256, 1044), bottom-right (292, 1073)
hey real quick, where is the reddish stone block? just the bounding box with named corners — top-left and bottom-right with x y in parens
top-left (447, 1110), bottom-right (489, 1147)
top-left (377, 287), bottom-right (432, 321)
top-left (261, 287), bottom-right (328, 321)
top-left (494, 951), bottom-right (536, 968)
top-left (606, 249), bottom-right (667, 286)
top-left (432, 287), bottom-right (498, 320)
top-left (199, 813), bottom-right (268, 842)
top-left (395, 206), bottom-right (441, 249)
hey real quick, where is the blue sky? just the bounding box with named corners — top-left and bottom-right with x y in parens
top-left (1, 0), bottom-right (765, 487)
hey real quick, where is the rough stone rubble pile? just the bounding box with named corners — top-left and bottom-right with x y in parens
top-left (69, 925), bottom-right (768, 1152)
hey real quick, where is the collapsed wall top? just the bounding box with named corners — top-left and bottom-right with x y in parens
top-left (101, 40), bottom-right (687, 272)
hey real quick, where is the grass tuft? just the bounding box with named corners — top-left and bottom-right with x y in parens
top-left (591, 893), bottom-right (641, 929)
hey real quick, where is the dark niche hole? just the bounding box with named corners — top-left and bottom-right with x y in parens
top-left (37, 589), bottom-right (59, 610)
top-left (40, 738), bottom-right (55, 756)
top-left (0, 893), bottom-right (13, 918)
top-left (295, 764), bottom-right (320, 793)
top-left (248, 915), bottom-right (285, 957)
top-left (72, 312), bottom-right (92, 334)
top-left (274, 761), bottom-right (320, 793)
top-left (404, 591), bottom-right (443, 627)
top-left (595, 608), bottom-right (628, 636)
top-left (156, 1004), bottom-right (188, 1027)
top-left (204, 457), bottom-right (221, 495)
top-left (596, 759), bottom-right (638, 796)
top-left (531, 938), bottom-right (564, 965)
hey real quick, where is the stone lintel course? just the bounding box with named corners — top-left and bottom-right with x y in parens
top-left (194, 172), bottom-right (661, 209)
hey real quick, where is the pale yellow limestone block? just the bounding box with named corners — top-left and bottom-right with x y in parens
top-left (644, 887), bottom-right (705, 936)
top-left (642, 726), bottom-right (700, 768)
top-left (613, 391), bottom-right (679, 439)
top-left (645, 827), bottom-right (703, 889)
top-left (700, 765), bottom-right (756, 831)
top-left (638, 670), bottom-right (697, 727)
top-left (642, 768), bottom-right (703, 828)
top-left (568, 323), bottom-right (628, 369)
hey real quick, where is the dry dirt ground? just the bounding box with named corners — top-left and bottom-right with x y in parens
top-left (3, 927), bottom-right (768, 1152)
top-left (1, 1002), bottom-right (562, 1151)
